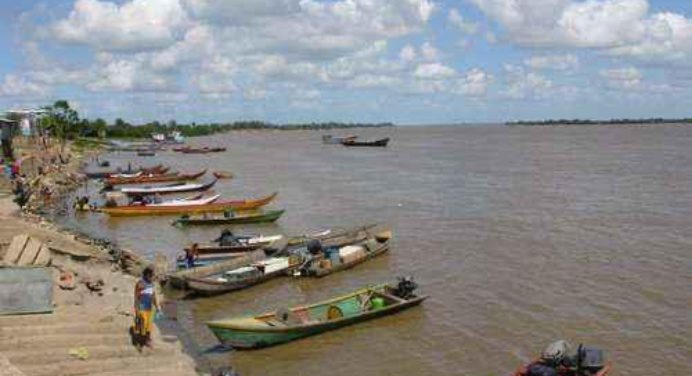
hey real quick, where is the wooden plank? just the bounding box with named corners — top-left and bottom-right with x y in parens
top-left (17, 238), bottom-right (42, 266)
top-left (0, 267), bottom-right (53, 315)
top-left (33, 245), bottom-right (52, 266)
top-left (3, 234), bottom-right (29, 264)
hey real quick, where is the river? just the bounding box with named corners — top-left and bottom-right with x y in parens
top-left (64, 124), bottom-right (691, 375)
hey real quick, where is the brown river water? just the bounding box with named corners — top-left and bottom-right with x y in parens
top-left (64, 125), bottom-right (691, 375)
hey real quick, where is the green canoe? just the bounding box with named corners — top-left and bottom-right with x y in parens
top-left (174, 209), bottom-right (285, 226)
top-left (206, 279), bottom-right (427, 349)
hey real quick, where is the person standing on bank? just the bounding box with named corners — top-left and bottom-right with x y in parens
top-left (133, 266), bottom-right (161, 349)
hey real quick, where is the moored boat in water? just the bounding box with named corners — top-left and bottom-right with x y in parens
top-left (205, 278), bottom-right (426, 349)
top-left (104, 169), bottom-right (206, 186)
top-left (185, 255), bottom-right (301, 296)
top-left (341, 137), bottom-right (389, 147)
top-left (293, 228), bottom-right (392, 277)
top-left (84, 164), bottom-right (168, 179)
top-left (174, 209), bottom-right (284, 226)
top-left (100, 192), bottom-right (277, 216)
top-left (322, 135), bottom-right (357, 144)
top-left (116, 179), bottom-right (217, 196)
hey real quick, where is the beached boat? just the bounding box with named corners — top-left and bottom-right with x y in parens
top-left (117, 179), bottom-right (217, 196)
top-left (101, 192), bottom-right (277, 216)
top-left (104, 169), bottom-right (206, 186)
top-left (107, 167), bottom-right (174, 179)
top-left (513, 342), bottom-right (611, 376)
top-left (137, 150), bottom-right (156, 156)
top-left (342, 137), bottom-right (389, 147)
top-left (174, 209), bottom-right (284, 226)
top-left (205, 278), bottom-right (426, 349)
top-left (84, 164), bottom-right (168, 179)
top-left (294, 228), bottom-right (391, 277)
top-left (322, 135), bottom-right (357, 144)
top-left (186, 255), bottom-right (301, 296)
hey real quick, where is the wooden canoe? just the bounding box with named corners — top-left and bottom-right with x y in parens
top-left (165, 225), bottom-right (374, 289)
top-left (104, 169), bottom-right (206, 186)
top-left (294, 228), bottom-right (392, 278)
top-left (342, 137), bottom-right (389, 147)
top-left (206, 282), bottom-right (427, 349)
top-left (174, 209), bottom-right (284, 226)
top-left (176, 252), bottom-right (249, 269)
top-left (184, 235), bottom-right (284, 255)
top-left (185, 256), bottom-right (300, 296)
top-left (118, 179), bottom-right (217, 196)
top-left (84, 164), bottom-right (168, 179)
top-left (101, 193), bottom-right (278, 216)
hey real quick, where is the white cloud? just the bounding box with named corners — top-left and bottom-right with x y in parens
top-left (599, 67), bottom-right (643, 89)
top-left (399, 44), bottom-right (417, 62)
top-left (503, 64), bottom-right (553, 99)
top-left (0, 74), bottom-right (48, 97)
top-left (455, 68), bottom-right (493, 96)
top-left (448, 8), bottom-right (479, 34)
top-left (420, 42), bottom-right (440, 61)
top-left (524, 54), bottom-right (579, 70)
top-left (414, 63), bottom-right (456, 79)
top-left (51, 0), bottom-right (188, 52)
top-left (469, 0), bottom-right (692, 63)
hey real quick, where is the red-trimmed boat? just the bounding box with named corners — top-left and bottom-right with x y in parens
top-left (100, 192), bottom-right (278, 216)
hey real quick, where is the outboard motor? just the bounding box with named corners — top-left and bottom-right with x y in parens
top-left (575, 344), bottom-right (606, 374)
top-left (392, 276), bottom-right (418, 299)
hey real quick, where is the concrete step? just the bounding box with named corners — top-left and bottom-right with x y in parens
top-left (19, 354), bottom-right (192, 376)
top-left (4, 344), bottom-right (176, 366)
top-left (0, 333), bottom-right (128, 351)
top-left (0, 322), bottom-right (124, 337)
top-left (0, 313), bottom-right (124, 327)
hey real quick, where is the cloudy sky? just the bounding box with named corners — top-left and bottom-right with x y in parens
top-left (0, 0), bottom-right (690, 124)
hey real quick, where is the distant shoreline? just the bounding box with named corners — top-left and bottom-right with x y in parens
top-left (506, 118), bottom-right (692, 126)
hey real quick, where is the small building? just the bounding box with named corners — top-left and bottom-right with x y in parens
top-left (0, 118), bottom-right (18, 160)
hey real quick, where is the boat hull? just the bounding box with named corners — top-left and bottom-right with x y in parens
top-left (342, 138), bottom-right (389, 147)
top-left (175, 209), bottom-right (284, 225)
top-left (102, 194), bottom-right (276, 217)
top-left (207, 288), bottom-right (426, 349)
top-left (105, 169), bottom-right (206, 185)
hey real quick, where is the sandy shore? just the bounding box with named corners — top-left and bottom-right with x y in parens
top-left (0, 147), bottom-right (201, 376)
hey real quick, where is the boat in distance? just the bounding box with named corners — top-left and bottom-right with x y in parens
top-left (342, 137), bottom-right (389, 147)
top-left (322, 135), bottom-right (357, 144)
top-left (174, 209), bottom-right (285, 226)
top-left (206, 278), bottom-right (426, 349)
top-left (100, 193), bottom-right (278, 216)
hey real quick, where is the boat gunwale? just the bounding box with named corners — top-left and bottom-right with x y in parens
top-left (207, 285), bottom-right (427, 333)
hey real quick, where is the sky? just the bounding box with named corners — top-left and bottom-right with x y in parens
top-left (0, 0), bottom-right (690, 124)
